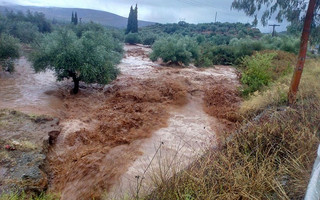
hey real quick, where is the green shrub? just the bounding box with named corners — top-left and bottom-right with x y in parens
top-left (9, 21), bottom-right (39, 43)
top-left (259, 50), bottom-right (296, 79)
top-left (230, 38), bottom-right (264, 59)
top-left (196, 56), bottom-right (213, 67)
top-left (195, 34), bottom-right (206, 44)
top-left (0, 34), bottom-right (20, 73)
top-left (0, 192), bottom-right (59, 200)
top-left (141, 33), bottom-right (157, 45)
top-left (125, 32), bottom-right (141, 44)
top-left (71, 22), bottom-right (105, 38)
top-left (150, 36), bottom-right (199, 66)
top-left (240, 52), bottom-right (276, 96)
top-left (259, 35), bottom-right (300, 54)
top-left (279, 37), bottom-right (300, 54)
top-left (206, 45), bottom-right (237, 65)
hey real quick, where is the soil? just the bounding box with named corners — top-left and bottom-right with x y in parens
top-left (0, 44), bottom-right (240, 199)
top-left (0, 110), bottom-right (60, 194)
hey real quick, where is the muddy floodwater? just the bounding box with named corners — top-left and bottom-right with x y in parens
top-left (0, 57), bottom-right (63, 116)
top-left (0, 45), bottom-right (240, 199)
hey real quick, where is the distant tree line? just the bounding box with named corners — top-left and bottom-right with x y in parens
top-left (140, 22), bottom-right (261, 39)
top-left (0, 10), bottom-right (53, 72)
top-left (2, 10), bottom-right (52, 33)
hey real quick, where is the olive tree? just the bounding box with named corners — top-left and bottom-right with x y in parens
top-left (150, 36), bottom-right (199, 66)
top-left (31, 28), bottom-right (122, 94)
top-left (0, 34), bottom-right (20, 73)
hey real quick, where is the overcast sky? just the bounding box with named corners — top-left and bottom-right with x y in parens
top-left (1, 0), bottom-right (288, 32)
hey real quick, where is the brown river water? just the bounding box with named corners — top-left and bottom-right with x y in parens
top-left (0, 57), bottom-right (63, 116)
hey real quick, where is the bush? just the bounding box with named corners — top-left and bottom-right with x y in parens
top-left (125, 33), bottom-right (141, 44)
top-left (9, 21), bottom-right (39, 43)
top-left (0, 34), bottom-right (20, 73)
top-left (279, 37), bottom-right (300, 54)
top-left (260, 50), bottom-right (296, 80)
top-left (197, 45), bottom-right (237, 66)
top-left (150, 36), bottom-right (199, 66)
top-left (230, 38), bottom-right (264, 59)
top-left (240, 52), bottom-right (276, 96)
top-left (195, 34), bottom-right (206, 44)
top-left (142, 34), bottom-right (157, 45)
top-left (71, 22), bottom-right (105, 38)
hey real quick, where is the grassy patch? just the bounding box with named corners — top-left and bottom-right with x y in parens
top-left (0, 192), bottom-right (59, 200)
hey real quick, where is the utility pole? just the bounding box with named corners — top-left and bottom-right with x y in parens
top-left (288, 0), bottom-right (317, 105)
top-left (269, 24), bottom-right (280, 37)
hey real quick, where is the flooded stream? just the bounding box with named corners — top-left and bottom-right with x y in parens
top-left (0, 45), bottom-right (240, 199)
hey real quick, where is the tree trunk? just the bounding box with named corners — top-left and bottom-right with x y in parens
top-left (288, 0), bottom-right (317, 105)
top-left (71, 74), bottom-right (80, 94)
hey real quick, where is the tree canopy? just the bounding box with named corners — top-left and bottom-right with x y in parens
top-left (0, 33), bottom-right (20, 73)
top-left (31, 27), bottom-right (123, 94)
top-left (231, 0), bottom-right (320, 26)
top-left (4, 10), bottom-right (52, 33)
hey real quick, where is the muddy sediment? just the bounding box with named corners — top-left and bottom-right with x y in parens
top-left (0, 44), bottom-right (240, 199)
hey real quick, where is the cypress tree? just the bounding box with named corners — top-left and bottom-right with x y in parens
top-left (71, 12), bottom-right (74, 24)
top-left (132, 4), bottom-right (138, 33)
top-left (126, 6), bottom-right (134, 34)
top-left (74, 12), bottom-right (78, 25)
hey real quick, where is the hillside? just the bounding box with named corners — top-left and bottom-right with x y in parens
top-left (0, 4), bottom-right (155, 28)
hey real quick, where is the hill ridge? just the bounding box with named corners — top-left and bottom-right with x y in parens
top-left (0, 4), bottom-right (156, 28)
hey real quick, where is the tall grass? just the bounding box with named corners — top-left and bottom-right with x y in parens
top-left (146, 59), bottom-right (320, 199)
